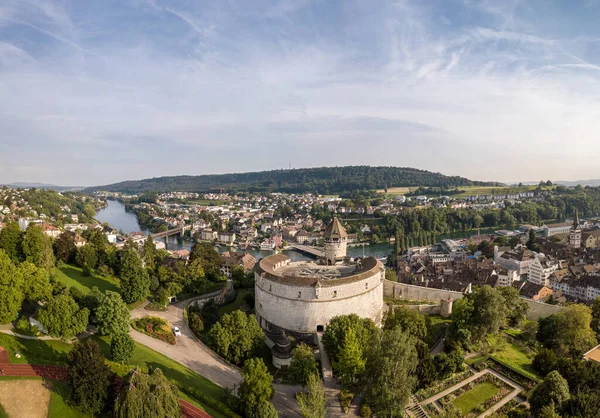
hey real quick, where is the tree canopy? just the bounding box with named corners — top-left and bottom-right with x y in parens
top-left (206, 311), bottom-right (264, 365)
top-left (38, 293), bottom-right (89, 338)
top-left (0, 249), bottom-right (24, 324)
top-left (95, 290), bottom-right (130, 336)
top-left (116, 368), bottom-right (181, 418)
top-left (238, 358), bottom-right (275, 418)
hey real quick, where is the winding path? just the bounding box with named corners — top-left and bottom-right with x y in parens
top-left (130, 299), bottom-right (303, 417)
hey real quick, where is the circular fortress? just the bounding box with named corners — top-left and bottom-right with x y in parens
top-left (254, 218), bottom-right (385, 336)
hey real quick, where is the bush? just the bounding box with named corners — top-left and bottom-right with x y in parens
top-left (111, 333), bottom-right (135, 363)
top-left (171, 381), bottom-right (241, 418)
top-left (69, 286), bottom-right (85, 303)
top-left (189, 312), bottom-right (204, 335)
top-left (82, 265), bottom-right (92, 277)
top-left (14, 317), bottom-right (39, 336)
top-left (339, 390), bottom-right (354, 413)
top-left (360, 404), bottom-right (372, 417)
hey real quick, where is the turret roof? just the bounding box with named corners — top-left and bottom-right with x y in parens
top-left (324, 217), bottom-right (347, 239)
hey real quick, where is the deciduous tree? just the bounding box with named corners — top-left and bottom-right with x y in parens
top-left (22, 224), bottom-right (54, 270)
top-left (0, 250), bottom-right (24, 324)
top-left (0, 221), bottom-right (23, 263)
top-left (111, 332), bottom-right (135, 364)
top-left (367, 328), bottom-right (418, 416)
top-left (383, 306), bottom-right (427, 340)
top-left (297, 373), bottom-right (326, 418)
top-left (19, 261), bottom-right (52, 302)
top-left (529, 371), bottom-right (570, 415)
top-left (54, 231), bottom-right (77, 263)
top-left (75, 244), bottom-right (98, 270)
top-left (289, 343), bottom-right (319, 386)
top-left (322, 314), bottom-right (377, 362)
top-left (333, 328), bottom-right (366, 387)
top-left (206, 311), bottom-right (264, 364)
top-left (38, 294), bottom-right (89, 338)
top-left (95, 290), bottom-right (130, 336)
top-left (119, 247), bottom-right (149, 304)
top-left (238, 358), bottom-right (275, 418)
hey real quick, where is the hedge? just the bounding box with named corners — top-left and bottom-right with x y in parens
top-left (171, 381), bottom-right (241, 418)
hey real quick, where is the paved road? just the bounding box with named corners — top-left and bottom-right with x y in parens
top-left (130, 301), bottom-right (303, 417)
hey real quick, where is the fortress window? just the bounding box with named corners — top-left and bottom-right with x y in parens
top-left (269, 285), bottom-right (272, 291)
top-left (365, 282), bottom-right (369, 289)
top-left (333, 290), bottom-right (337, 298)
top-left (298, 291), bottom-right (302, 298)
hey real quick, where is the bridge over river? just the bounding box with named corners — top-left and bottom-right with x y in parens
top-left (288, 244), bottom-right (324, 258)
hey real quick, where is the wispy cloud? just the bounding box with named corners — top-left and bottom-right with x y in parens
top-left (2, 0), bottom-right (600, 185)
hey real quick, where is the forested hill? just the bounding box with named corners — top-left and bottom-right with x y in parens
top-left (87, 166), bottom-right (502, 194)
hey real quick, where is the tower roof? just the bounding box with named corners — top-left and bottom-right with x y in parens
top-left (324, 217), bottom-right (348, 239)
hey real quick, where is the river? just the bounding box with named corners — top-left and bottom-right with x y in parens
top-left (95, 200), bottom-right (393, 260)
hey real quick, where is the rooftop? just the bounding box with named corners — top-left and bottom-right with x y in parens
top-left (323, 217), bottom-right (347, 240)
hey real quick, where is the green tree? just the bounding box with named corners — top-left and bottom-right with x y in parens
top-left (22, 224), bottom-right (54, 270)
top-left (75, 244), bottom-right (98, 270)
top-left (54, 231), bottom-right (77, 263)
top-left (238, 358), bottom-right (275, 418)
top-left (189, 242), bottom-right (223, 281)
top-left (529, 371), bottom-right (570, 415)
top-left (111, 332), bottom-right (135, 364)
top-left (297, 373), bottom-right (326, 418)
top-left (322, 314), bottom-right (377, 362)
top-left (289, 343), bottom-right (319, 386)
top-left (497, 286), bottom-right (529, 327)
top-left (143, 236), bottom-right (156, 271)
top-left (206, 311), bottom-right (264, 364)
top-left (182, 259), bottom-right (207, 294)
top-left (0, 250), bottom-right (24, 323)
top-left (230, 265), bottom-right (246, 286)
top-left (119, 247), bottom-right (149, 304)
top-left (537, 304), bottom-right (597, 356)
top-left (383, 306), bottom-right (427, 340)
top-left (38, 294), bottom-right (89, 338)
top-left (116, 368), bottom-right (181, 418)
top-left (68, 339), bottom-right (112, 415)
top-left (367, 328), bottom-right (418, 417)
top-left (19, 261), bottom-right (52, 302)
top-left (0, 220), bottom-right (23, 262)
top-left (95, 290), bottom-right (130, 336)
top-left (591, 297), bottom-right (600, 339)
top-left (333, 328), bottom-right (366, 387)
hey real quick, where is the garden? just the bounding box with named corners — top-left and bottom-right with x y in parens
top-left (438, 373), bottom-right (513, 417)
top-left (131, 317), bottom-right (176, 345)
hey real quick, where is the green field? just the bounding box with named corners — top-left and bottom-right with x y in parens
top-left (378, 185), bottom-right (557, 199)
top-left (52, 264), bottom-right (120, 294)
top-left (453, 382), bottom-right (500, 415)
top-left (0, 403), bottom-right (6, 418)
top-left (0, 334), bottom-right (227, 418)
top-left (487, 334), bottom-right (540, 381)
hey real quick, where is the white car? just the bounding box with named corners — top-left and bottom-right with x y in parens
top-left (173, 327), bottom-right (181, 337)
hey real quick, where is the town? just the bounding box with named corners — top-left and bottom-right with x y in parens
top-left (0, 184), bottom-right (599, 418)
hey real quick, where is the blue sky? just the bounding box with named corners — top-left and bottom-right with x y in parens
top-left (2, 0), bottom-right (600, 186)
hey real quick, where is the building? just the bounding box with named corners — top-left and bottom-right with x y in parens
top-left (543, 222), bottom-right (572, 237)
top-left (200, 229), bottom-right (217, 241)
top-left (323, 217), bottom-right (348, 265)
top-left (218, 232), bottom-right (236, 244)
top-left (221, 252), bottom-right (256, 277)
top-left (569, 211), bottom-right (582, 248)
top-left (581, 229), bottom-right (600, 249)
top-left (496, 247), bottom-right (535, 276)
top-left (254, 218), bottom-right (384, 336)
top-left (584, 345), bottom-right (600, 364)
top-left (528, 254), bottom-right (559, 286)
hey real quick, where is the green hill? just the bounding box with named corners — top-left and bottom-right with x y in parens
top-left (87, 166), bottom-right (501, 194)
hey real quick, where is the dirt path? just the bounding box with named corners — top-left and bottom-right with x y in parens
top-left (0, 380), bottom-right (52, 418)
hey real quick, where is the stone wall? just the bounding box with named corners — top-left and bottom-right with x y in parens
top-left (256, 271), bottom-right (384, 333)
top-left (394, 304), bottom-right (442, 315)
top-left (383, 280), bottom-right (564, 320)
top-left (383, 280), bottom-right (463, 302)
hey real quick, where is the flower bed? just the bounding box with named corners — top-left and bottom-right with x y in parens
top-left (439, 373), bottom-right (512, 417)
top-left (131, 316), bottom-right (176, 345)
top-left (414, 370), bottom-right (474, 401)
top-left (487, 357), bottom-right (538, 392)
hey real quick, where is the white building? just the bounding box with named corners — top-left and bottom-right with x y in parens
top-left (528, 255), bottom-right (559, 286)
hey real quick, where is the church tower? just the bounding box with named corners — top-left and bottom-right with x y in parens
top-left (569, 209), bottom-right (582, 248)
top-left (323, 217), bottom-right (348, 265)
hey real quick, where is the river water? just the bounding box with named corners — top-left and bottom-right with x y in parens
top-left (95, 200), bottom-right (393, 260)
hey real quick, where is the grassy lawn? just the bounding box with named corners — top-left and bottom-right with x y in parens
top-left (48, 380), bottom-right (82, 418)
top-left (0, 404), bottom-right (6, 418)
top-left (465, 354), bottom-right (488, 366)
top-left (52, 264), bottom-right (120, 294)
top-left (0, 334), bottom-right (228, 418)
top-left (427, 315), bottom-right (452, 347)
top-left (487, 334), bottom-right (540, 381)
top-left (453, 382), bottom-right (500, 415)
top-left (219, 289), bottom-right (253, 316)
top-left (0, 334), bottom-right (72, 365)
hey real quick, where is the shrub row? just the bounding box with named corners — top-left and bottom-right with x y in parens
top-left (439, 373), bottom-right (512, 415)
top-left (414, 369), bottom-right (474, 401)
top-left (487, 357), bottom-right (539, 391)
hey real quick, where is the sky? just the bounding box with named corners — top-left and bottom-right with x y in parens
top-left (2, 0), bottom-right (600, 186)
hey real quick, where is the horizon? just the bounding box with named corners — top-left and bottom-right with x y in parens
top-left (2, 1), bottom-right (600, 184)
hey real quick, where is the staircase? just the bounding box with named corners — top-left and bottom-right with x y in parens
top-left (405, 396), bottom-right (429, 418)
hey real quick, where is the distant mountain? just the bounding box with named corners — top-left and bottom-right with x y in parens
top-left (86, 166), bottom-right (503, 194)
top-left (555, 179), bottom-right (600, 187)
top-left (2, 182), bottom-right (83, 191)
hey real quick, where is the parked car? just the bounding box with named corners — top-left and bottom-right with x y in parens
top-left (173, 326), bottom-right (181, 337)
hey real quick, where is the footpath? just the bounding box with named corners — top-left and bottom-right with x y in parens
top-left (0, 345), bottom-right (211, 418)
